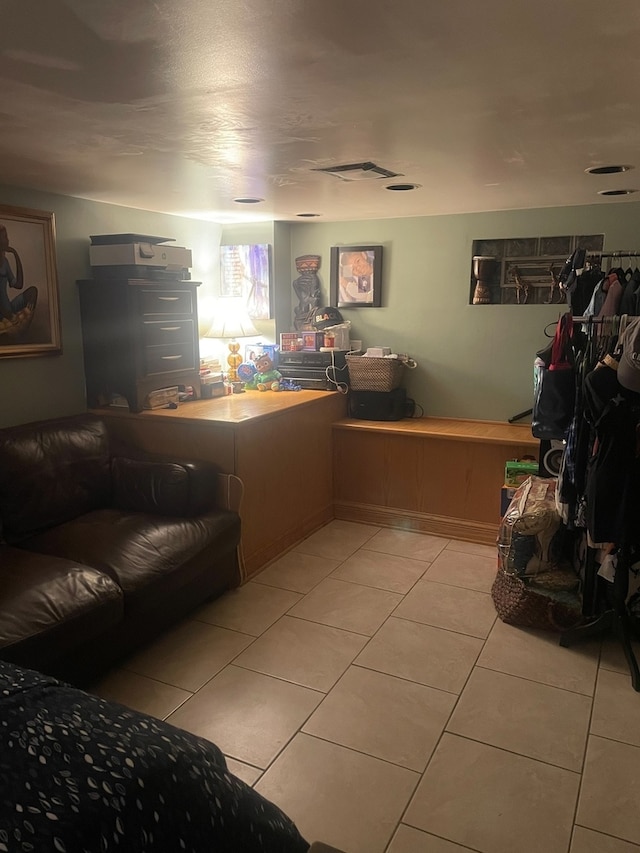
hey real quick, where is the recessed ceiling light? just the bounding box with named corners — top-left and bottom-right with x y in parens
top-left (233, 196), bottom-right (264, 204)
top-left (597, 189), bottom-right (637, 196)
top-left (586, 165), bottom-right (633, 175)
top-left (296, 212), bottom-right (321, 217)
top-left (385, 183), bottom-right (422, 191)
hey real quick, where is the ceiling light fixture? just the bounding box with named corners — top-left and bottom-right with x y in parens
top-left (385, 183), bottom-right (421, 191)
top-left (586, 165), bottom-right (633, 175)
top-left (233, 197), bottom-right (264, 204)
top-left (296, 213), bottom-right (321, 218)
top-left (597, 189), bottom-right (637, 196)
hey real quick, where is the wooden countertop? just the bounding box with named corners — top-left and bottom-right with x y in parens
top-left (93, 389), bottom-right (345, 428)
top-left (333, 416), bottom-right (538, 447)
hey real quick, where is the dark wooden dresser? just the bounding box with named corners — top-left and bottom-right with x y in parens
top-left (78, 277), bottom-right (201, 412)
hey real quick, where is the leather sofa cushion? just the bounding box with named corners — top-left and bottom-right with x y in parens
top-left (111, 456), bottom-right (216, 517)
top-left (0, 415), bottom-right (111, 543)
top-left (21, 508), bottom-right (241, 616)
top-left (0, 547), bottom-right (123, 665)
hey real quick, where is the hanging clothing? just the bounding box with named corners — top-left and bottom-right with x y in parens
top-left (569, 268), bottom-right (602, 317)
top-left (583, 364), bottom-right (640, 545)
top-left (582, 277), bottom-right (607, 321)
top-left (598, 277), bottom-right (624, 318)
top-left (620, 269), bottom-right (640, 316)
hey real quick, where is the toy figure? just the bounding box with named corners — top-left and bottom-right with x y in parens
top-left (243, 353), bottom-right (282, 391)
top-left (237, 361), bottom-right (257, 384)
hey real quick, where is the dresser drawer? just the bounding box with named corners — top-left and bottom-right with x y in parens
top-left (143, 319), bottom-right (194, 347)
top-left (143, 342), bottom-right (197, 375)
top-left (139, 289), bottom-right (193, 316)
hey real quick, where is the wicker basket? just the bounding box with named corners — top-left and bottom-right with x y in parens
top-left (346, 354), bottom-right (404, 392)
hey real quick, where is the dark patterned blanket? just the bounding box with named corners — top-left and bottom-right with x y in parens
top-left (0, 661), bottom-right (309, 852)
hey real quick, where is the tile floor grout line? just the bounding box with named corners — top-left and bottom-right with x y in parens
top-left (473, 661), bottom-right (598, 699)
top-left (106, 665), bottom-right (196, 696)
top-left (461, 658), bottom-right (599, 699)
top-left (322, 571), bottom-right (431, 596)
top-left (346, 661), bottom-right (460, 696)
top-left (161, 692), bottom-right (193, 721)
top-left (585, 729), bottom-right (640, 750)
top-left (573, 820), bottom-right (640, 848)
top-left (438, 729), bottom-right (585, 775)
top-left (349, 661), bottom-right (460, 696)
top-left (359, 547), bottom-right (447, 563)
top-left (402, 574), bottom-right (495, 594)
top-left (282, 611), bottom-right (389, 639)
top-left (290, 729), bottom-right (425, 777)
top-left (357, 547), bottom-right (437, 566)
top-left (389, 611), bottom-right (495, 642)
top-left (285, 728), bottom-right (424, 847)
top-left (98, 521), bottom-right (640, 853)
top-left (386, 819), bottom-right (484, 853)
top-left (393, 626), bottom-right (488, 840)
top-left (229, 660), bottom-right (333, 695)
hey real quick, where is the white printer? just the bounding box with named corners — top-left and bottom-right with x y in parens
top-left (89, 233), bottom-right (192, 273)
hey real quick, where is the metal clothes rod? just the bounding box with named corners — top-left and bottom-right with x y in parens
top-left (587, 251), bottom-right (640, 258)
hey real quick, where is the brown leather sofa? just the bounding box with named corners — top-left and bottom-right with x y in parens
top-left (0, 413), bottom-right (242, 684)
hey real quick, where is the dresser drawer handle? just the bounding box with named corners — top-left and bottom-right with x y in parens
top-left (157, 296), bottom-right (180, 302)
top-left (161, 354), bottom-right (183, 361)
top-left (160, 326), bottom-right (181, 332)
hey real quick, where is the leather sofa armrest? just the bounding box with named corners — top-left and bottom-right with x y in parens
top-left (111, 456), bottom-right (219, 516)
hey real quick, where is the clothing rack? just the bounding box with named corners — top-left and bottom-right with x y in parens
top-left (587, 251), bottom-right (640, 258)
top-left (560, 548), bottom-right (640, 691)
top-left (547, 312), bottom-right (640, 690)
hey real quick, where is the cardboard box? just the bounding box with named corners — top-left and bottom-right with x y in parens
top-left (280, 333), bottom-right (302, 352)
top-left (504, 460), bottom-right (539, 487)
top-left (201, 381), bottom-right (226, 399)
top-left (89, 242), bottom-right (192, 270)
top-left (302, 331), bottom-right (325, 351)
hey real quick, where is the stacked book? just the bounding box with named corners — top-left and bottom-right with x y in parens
top-left (200, 358), bottom-right (225, 398)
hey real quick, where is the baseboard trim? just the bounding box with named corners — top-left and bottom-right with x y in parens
top-left (333, 501), bottom-right (498, 546)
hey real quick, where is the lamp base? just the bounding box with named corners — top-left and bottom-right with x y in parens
top-left (227, 341), bottom-right (242, 383)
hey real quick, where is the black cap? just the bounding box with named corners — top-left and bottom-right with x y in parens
top-left (312, 307), bottom-right (344, 329)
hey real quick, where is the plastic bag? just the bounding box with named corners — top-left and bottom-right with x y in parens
top-left (493, 475), bottom-right (582, 631)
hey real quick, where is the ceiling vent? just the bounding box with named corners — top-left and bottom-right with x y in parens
top-left (313, 161), bottom-right (402, 182)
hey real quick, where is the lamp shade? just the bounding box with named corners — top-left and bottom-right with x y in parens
top-left (206, 298), bottom-right (259, 339)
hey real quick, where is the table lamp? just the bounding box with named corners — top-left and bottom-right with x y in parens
top-left (206, 298), bottom-right (259, 386)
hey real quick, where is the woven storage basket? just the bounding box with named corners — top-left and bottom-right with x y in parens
top-left (491, 570), bottom-right (583, 632)
top-left (346, 355), bottom-right (404, 392)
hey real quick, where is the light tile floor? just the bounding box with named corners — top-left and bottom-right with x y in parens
top-left (90, 520), bottom-right (640, 853)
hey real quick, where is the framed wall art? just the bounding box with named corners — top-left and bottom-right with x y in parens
top-left (0, 205), bottom-right (62, 358)
top-left (330, 245), bottom-right (382, 308)
top-left (220, 243), bottom-right (272, 320)
top-left (469, 233), bottom-right (604, 305)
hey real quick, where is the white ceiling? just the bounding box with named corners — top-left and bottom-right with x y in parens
top-left (3, 0), bottom-right (640, 223)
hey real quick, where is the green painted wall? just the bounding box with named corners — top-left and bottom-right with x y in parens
top-left (2, 182), bottom-right (638, 428)
top-left (288, 203), bottom-right (640, 421)
top-left (0, 185), bottom-right (221, 428)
